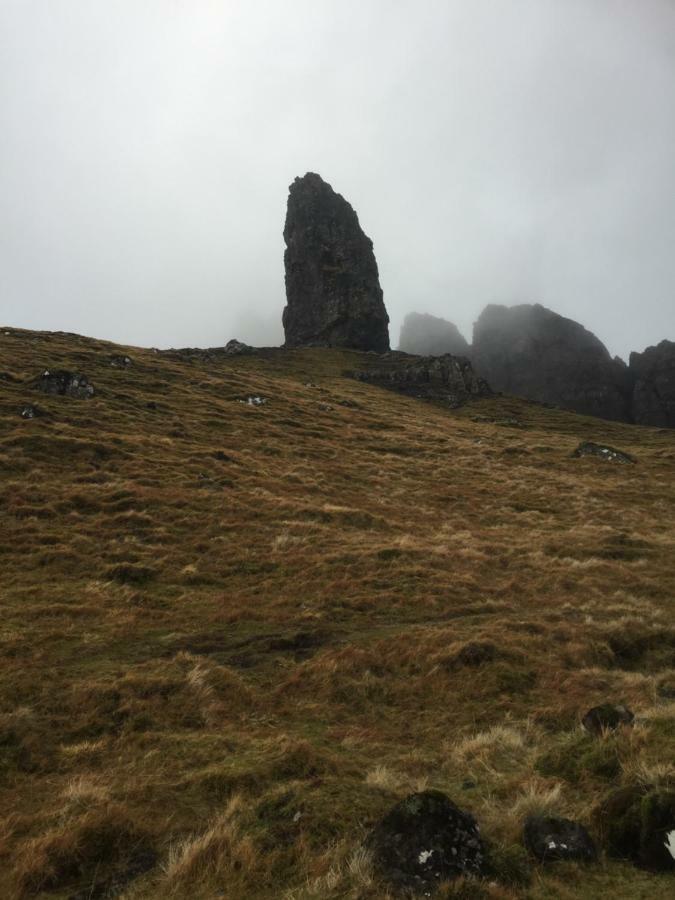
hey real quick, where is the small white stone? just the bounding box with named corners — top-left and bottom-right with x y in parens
top-left (665, 830), bottom-right (675, 860)
top-left (548, 841), bottom-right (557, 850)
top-left (418, 849), bottom-right (434, 864)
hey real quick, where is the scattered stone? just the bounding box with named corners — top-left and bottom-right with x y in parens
top-left (282, 172), bottom-right (390, 351)
top-left (223, 338), bottom-right (252, 356)
top-left (146, 401), bottom-right (157, 410)
top-left (110, 354), bottom-right (132, 367)
top-left (629, 340), bottom-right (675, 427)
top-left (20, 404), bottom-right (43, 419)
top-left (239, 396), bottom-right (267, 407)
top-left (571, 441), bottom-right (636, 464)
top-left (367, 790), bottom-right (486, 893)
top-left (582, 703), bottom-right (634, 736)
top-left (523, 815), bottom-right (596, 863)
top-left (32, 369), bottom-right (94, 399)
top-left (399, 312), bottom-right (470, 357)
top-left (317, 402), bottom-right (333, 411)
top-left (596, 785), bottom-right (675, 871)
top-left (213, 450), bottom-right (233, 462)
top-left (472, 303), bottom-right (632, 422)
top-left (350, 353), bottom-right (490, 408)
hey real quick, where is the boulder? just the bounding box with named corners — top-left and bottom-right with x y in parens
top-left (595, 785), bottom-right (675, 871)
top-left (629, 340), bottom-right (675, 427)
top-left (32, 370), bottom-right (94, 399)
top-left (399, 312), bottom-right (470, 357)
top-left (367, 790), bottom-right (486, 893)
top-left (523, 815), bottom-right (596, 863)
top-left (282, 173), bottom-right (389, 351)
top-left (471, 304), bottom-right (632, 422)
top-left (350, 352), bottom-right (490, 408)
top-left (571, 442), bottom-right (636, 464)
top-left (223, 339), bottom-right (252, 356)
top-left (581, 704), bottom-right (634, 736)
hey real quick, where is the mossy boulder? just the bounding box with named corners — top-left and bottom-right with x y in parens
top-left (595, 785), bottom-right (675, 871)
top-left (367, 790), bottom-right (486, 893)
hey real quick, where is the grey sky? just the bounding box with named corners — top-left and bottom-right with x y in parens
top-left (1, 0), bottom-right (674, 359)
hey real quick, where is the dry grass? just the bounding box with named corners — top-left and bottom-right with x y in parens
top-left (0, 326), bottom-right (674, 897)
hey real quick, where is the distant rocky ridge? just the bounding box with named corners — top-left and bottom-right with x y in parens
top-left (282, 173), bottom-right (389, 352)
top-left (399, 312), bottom-right (469, 357)
top-left (398, 303), bottom-right (674, 427)
top-left (471, 304), bottom-right (633, 422)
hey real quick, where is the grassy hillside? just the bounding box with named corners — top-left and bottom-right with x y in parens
top-left (0, 326), bottom-right (674, 899)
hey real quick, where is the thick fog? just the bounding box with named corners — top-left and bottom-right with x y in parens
top-left (1, 0), bottom-right (674, 359)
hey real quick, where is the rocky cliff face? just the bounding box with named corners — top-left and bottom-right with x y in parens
top-left (398, 312), bottom-right (469, 357)
top-left (629, 340), bottom-right (675, 427)
top-left (471, 304), bottom-right (632, 422)
top-left (282, 173), bottom-right (389, 352)
top-left (350, 351), bottom-right (490, 407)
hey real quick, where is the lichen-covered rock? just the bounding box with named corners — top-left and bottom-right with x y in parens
top-left (33, 370), bottom-right (94, 399)
top-left (571, 442), bottom-right (636, 464)
top-left (472, 304), bottom-right (632, 422)
top-left (282, 173), bottom-right (389, 351)
top-left (350, 352), bottom-right (490, 408)
top-left (582, 704), bottom-right (634, 736)
top-left (367, 790), bottom-right (486, 893)
top-left (629, 340), bottom-right (675, 427)
top-left (399, 312), bottom-right (470, 357)
top-left (595, 786), bottom-right (675, 871)
top-left (523, 815), bottom-right (596, 863)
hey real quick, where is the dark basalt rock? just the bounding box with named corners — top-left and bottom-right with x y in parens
top-left (523, 815), bottom-right (596, 863)
top-left (471, 304), bottom-right (632, 422)
top-left (571, 442), bottom-right (636, 464)
top-left (399, 312), bottom-right (469, 357)
top-left (582, 703), bottom-right (634, 736)
top-left (350, 352), bottom-right (490, 408)
top-left (629, 340), bottom-right (675, 427)
top-left (595, 786), bottom-right (675, 871)
top-left (32, 370), bottom-right (94, 399)
top-left (282, 173), bottom-right (389, 351)
top-left (367, 790), bottom-right (486, 893)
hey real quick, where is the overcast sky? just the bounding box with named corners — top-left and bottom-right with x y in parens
top-left (1, 0), bottom-right (674, 358)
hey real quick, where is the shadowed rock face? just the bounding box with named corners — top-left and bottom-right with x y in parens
top-left (472, 304), bottom-right (632, 422)
top-left (282, 173), bottom-right (389, 351)
top-left (629, 340), bottom-right (675, 427)
top-left (399, 312), bottom-right (470, 356)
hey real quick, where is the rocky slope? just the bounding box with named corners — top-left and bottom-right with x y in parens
top-left (282, 173), bottom-right (389, 352)
top-left (1, 326), bottom-right (674, 899)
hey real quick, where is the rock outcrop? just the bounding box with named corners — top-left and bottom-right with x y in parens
top-left (350, 352), bottom-right (491, 408)
top-left (471, 304), bottom-right (632, 422)
top-left (399, 312), bottom-right (470, 357)
top-left (282, 173), bottom-right (389, 351)
top-left (629, 340), bottom-right (675, 427)
top-left (32, 370), bottom-right (94, 399)
top-left (571, 442), bottom-right (636, 464)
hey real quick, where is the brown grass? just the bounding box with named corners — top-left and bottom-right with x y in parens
top-left (0, 326), bottom-right (674, 897)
